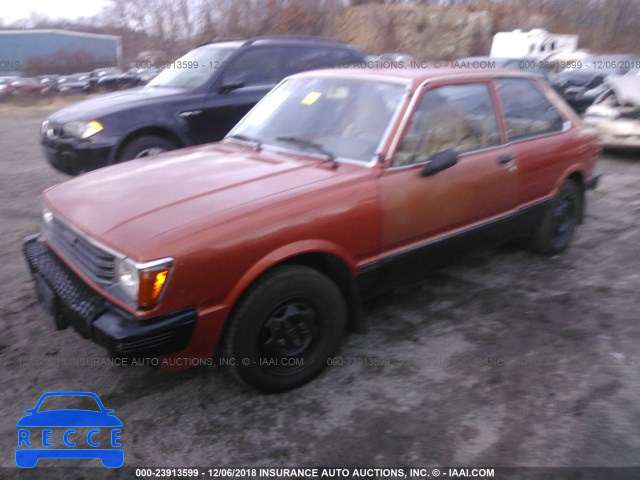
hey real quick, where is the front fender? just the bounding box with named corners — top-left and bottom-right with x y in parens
top-left (223, 239), bottom-right (359, 310)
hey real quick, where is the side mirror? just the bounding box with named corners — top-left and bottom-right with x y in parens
top-left (420, 149), bottom-right (458, 177)
top-left (218, 80), bottom-right (244, 94)
top-left (24, 409), bottom-right (34, 414)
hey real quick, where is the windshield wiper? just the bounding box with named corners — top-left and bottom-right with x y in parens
top-left (275, 136), bottom-right (337, 168)
top-left (226, 133), bottom-right (262, 149)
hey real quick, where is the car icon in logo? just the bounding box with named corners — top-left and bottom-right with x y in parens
top-left (16, 391), bottom-right (123, 468)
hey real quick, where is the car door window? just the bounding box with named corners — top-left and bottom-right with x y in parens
top-left (496, 77), bottom-right (564, 141)
top-left (220, 47), bottom-right (283, 88)
top-left (394, 83), bottom-right (501, 167)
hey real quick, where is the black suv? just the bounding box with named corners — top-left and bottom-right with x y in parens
top-left (41, 36), bottom-right (365, 175)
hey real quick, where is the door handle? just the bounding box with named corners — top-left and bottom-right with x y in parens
top-left (179, 110), bottom-right (202, 118)
top-left (497, 154), bottom-right (514, 165)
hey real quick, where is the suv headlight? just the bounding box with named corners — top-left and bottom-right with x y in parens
top-left (115, 257), bottom-right (173, 309)
top-left (62, 120), bottom-right (103, 139)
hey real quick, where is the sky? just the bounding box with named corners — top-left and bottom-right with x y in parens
top-left (0, 0), bottom-right (110, 25)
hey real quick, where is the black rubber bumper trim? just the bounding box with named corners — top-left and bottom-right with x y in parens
top-left (23, 235), bottom-right (196, 358)
top-left (93, 309), bottom-right (196, 359)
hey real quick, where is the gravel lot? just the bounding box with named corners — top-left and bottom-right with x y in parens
top-left (0, 100), bottom-right (639, 479)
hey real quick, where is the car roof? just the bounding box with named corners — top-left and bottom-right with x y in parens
top-left (290, 67), bottom-right (541, 87)
top-left (204, 36), bottom-right (356, 50)
top-left (202, 41), bottom-right (244, 49)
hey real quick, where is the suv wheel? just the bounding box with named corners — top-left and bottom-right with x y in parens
top-left (224, 265), bottom-right (346, 393)
top-left (118, 135), bottom-right (177, 162)
top-left (530, 180), bottom-right (582, 255)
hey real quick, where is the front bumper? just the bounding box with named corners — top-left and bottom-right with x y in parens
top-left (23, 235), bottom-right (196, 358)
top-left (41, 135), bottom-right (115, 175)
top-left (583, 117), bottom-right (640, 149)
top-left (599, 135), bottom-right (640, 149)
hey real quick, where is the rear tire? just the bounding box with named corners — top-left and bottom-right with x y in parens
top-left (530, 180), bottom-right (582, 255)
top-left (224, 265), bottom-right (347, 393)
top-left (118, 135), bottom-right (177, 162)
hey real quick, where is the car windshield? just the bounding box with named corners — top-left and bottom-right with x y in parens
top-left (37, 395), bottom-right (101, 412)
top-left (229, 76), bottom-right (406, 163)
top-left (148, 46), bottom-right (236, 89)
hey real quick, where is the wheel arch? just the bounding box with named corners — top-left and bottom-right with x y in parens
top-left (111, 125), bottom-right (189, 164)
top-left (222, 242), bottom-right (366, 339)
top-left (554, 166), bottom-right (585, 223)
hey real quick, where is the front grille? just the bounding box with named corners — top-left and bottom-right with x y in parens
top-left (46, 216), bottom-right (116, 286)
top-left (24, 238), bottom-right (107, 336)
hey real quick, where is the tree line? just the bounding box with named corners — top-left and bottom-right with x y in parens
top-left (1, 0), bottom-right (638, 66)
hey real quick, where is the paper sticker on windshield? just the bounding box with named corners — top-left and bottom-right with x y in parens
top-left (301, 91), bottom-right (322, 106)
top-left (327, 87), bottom-right (350, 99)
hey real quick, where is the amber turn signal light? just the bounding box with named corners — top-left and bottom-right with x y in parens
top-left (138, 269), bottom-right (170, 309)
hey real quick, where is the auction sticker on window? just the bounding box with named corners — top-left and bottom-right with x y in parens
top-left (300, 91), bottom-right (322, 105)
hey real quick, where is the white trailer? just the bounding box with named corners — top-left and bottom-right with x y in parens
top-left (490, 29), bottom-right (579, 60)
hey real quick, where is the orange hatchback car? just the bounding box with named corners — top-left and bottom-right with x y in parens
top-left (24, 68), bottom-right (601, 391)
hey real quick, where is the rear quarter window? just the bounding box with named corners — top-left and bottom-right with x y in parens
top-left (496, 77), bottom-right (565, 141)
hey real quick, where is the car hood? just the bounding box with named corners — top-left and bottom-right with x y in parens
top-left (585, 76), bottom-right (640, 121)
top-left (554, 70), bottom-right (599, 86)
top-left (49, 86), bottom-right (185, 121)
top-left (605, 76), bottom-right (640, 106)
top-left (44, 142), bottom-right (350, 258)
top-left (16, 410), bottom-right (123, 427)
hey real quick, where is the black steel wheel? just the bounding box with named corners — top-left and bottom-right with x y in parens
top-left (223, 265), bottom-right (346, 392)
top-left (530, 180), bottom-right (582, 255)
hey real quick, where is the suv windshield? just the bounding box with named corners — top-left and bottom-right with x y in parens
top-left (148, 46), bottom-right (236, 89)
top-left (230, 76), bottom-right (406, 163)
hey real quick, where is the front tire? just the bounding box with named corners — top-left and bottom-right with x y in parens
top-left (224, 265), bottom-right (347, 393)
top-left (530, 180), bottom-right (582, 255)
top-left (118, 135), bottom-right (177, 162)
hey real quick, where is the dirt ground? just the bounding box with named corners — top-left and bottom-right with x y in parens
top-left (0, 100), bottom-right (639, 479)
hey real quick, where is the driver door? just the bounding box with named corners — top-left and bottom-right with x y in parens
top-left (378, 81), bottom-right (520, 256)
top-left (192, 47), bottom-right (285, 144)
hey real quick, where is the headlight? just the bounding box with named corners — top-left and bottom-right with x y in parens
top-left (39, 197), bottom-right (53, 225)
top-left (115, 258), bottom-right (139, 303)
top-left (115, 257), bottom-right (173, 309)
top-left (42, 206), bottom-right (53, 224)
top-left (62, 120), bottom-right (103, 139)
